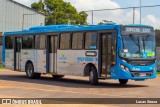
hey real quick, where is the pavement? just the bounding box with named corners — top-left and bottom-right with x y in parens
top-left (0, 69), bottom-right (160, 107)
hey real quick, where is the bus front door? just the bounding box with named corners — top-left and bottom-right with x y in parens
top-left (14, 37), bottom-right (21, 70)
top-left (101, 33), bottom-right (116, 77)
top-left (47, 35), bottom-right (57, 73)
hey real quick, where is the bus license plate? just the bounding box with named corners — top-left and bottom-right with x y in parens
top-left (140, 73), bottom-right (146, 77)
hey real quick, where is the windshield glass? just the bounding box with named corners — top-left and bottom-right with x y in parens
top-left (120, 35), bottom-right (155, 58)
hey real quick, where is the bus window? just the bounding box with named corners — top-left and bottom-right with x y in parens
top-left (72, 32), bottom-right (83, 49)
top-left (0, 36), bottom-right (2, 46)
top-left (5, 36), bottom-right (13, 49)
top-left (60, 33), bottom-right (70, 50)
top-left (85, 32), bottom-right (97, 50)
top-left (35, 35), bottom-right (46, 49)
top-left (22, 35), bottom-right (34, 49)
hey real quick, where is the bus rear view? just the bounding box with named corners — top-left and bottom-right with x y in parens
top-left (114, 25), bottom-right (157, 84)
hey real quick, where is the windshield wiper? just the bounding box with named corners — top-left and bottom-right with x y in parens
top-left (129, 34), bottom-right (141, 53)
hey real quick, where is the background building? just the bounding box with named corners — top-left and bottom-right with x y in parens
top-left (0, 0), bottom-right (45, 63)
top-left (0, 0), bottom-right (45, 33)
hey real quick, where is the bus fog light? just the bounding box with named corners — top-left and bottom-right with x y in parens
top-left (120, 64), bottom-right (129, 72)
top-left (125, 67), bottom-right (129, 72)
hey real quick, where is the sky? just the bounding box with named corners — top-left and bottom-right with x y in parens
top-left (14, 0), bottom-right (160, 28)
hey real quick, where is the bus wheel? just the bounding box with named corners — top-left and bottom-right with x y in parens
top-left (52, 75), bottom-right (64, 79)
top-left (119, 79), bottom-right (128, 85)
top-left (25, 63), bottom-right (41, 79)
top-left (89, 66), bottom-right (98, 85)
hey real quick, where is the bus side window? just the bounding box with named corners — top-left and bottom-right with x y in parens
top-left (85, 32), bottom-right (97, 50)
top-left (5, 36), bottom-right (13, 49)
top-left (22, 35), bottom-right (34, 49)
top-left (60, 33), bottom-right (70, 50)
top-left (72, 32), bottom-right (83, 50)
top-left (35, 35), bottom-right (46, 50)
top-left (0, 36), bottom-right (2, 46)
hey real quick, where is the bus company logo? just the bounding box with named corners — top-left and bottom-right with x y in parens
top-left (2, 99), bottom-right (11, 104)
top-left (59, 52), bottom-right (67, 60)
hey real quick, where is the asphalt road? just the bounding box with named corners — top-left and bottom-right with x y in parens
top-left (0, 69), bottom-right (160, 106)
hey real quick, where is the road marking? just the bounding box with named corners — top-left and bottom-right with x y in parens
top-left (0, 86), bottom-right (131, 97)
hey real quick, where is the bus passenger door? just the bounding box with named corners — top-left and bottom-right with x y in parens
top-left (47, 35), bottom-right (57, 73)
top-left (101, 33), bottom-right (116, 77)
top-left (14, 37), bottom-right (22, 70)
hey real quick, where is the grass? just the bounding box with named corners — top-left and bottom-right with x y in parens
top-left (157, 71), bottom-right (160, 75)
top-left (0, 64), bottom-right (4, 69)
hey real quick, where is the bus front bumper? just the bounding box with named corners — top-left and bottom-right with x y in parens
top-left (111, 68), bottom-right (157, 81)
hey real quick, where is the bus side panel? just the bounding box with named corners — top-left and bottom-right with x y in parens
top-left (57, 50), bottom-right (98, 76)
top-left (5, 49), bottom-right (14, 70)
top-left (57, 50), bottom-right (70, 75)
top-left (34, 50), bottom-right (46, 73)
top-left (70, 50), bottom-right (98, 76)
top-left (21, 49), bottom-right (36, 72)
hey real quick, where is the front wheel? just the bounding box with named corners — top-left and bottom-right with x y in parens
top-left (119, 79), bottom-right (128, 85)
top-left (25, 63), bottom-right (41, 79)
top-left (89, 66), bottom-right (98, 85)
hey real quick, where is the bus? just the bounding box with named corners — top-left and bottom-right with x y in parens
top-left (2, 24), bottom-right (157, 85)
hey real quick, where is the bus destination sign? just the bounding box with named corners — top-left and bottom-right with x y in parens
top-left (121, 26), bottom-right (154, 35)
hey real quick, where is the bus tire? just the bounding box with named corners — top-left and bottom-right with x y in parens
top-left (52, 75), bottom-right (64, 79)
top-left (119, 79), bottom-right (128, 85)
top-left (25, 62), bottom-right (41, 79)
top-left (89, 66), bottom-right (98, 85)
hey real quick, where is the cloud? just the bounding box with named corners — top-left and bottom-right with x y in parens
top-left (64, 0), bottom-right (120, 11)
top-left (142, 15), bottom-right (160, 28)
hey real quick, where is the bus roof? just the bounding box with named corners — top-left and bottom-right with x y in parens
top-left (4, 24), bottom-right (152, 36)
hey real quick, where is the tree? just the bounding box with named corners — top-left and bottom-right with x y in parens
top-left (98, 20), bottom-right (116, 25)
top-left (31, 0), bottom-right (45, 13)
top-left (31, 0), bottom-right (88, 25)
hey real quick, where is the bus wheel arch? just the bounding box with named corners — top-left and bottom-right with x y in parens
top-left (84, 63), bottom-right (96, 76)
top-left (25, 60), bottom-right (41, 79)
top-left (84, 63), bottom-right (98, 85)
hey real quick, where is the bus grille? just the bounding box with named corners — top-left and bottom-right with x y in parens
top-left (130, 71), bottom-right (153, 77)
top-left (129, 61), bottom-right (154, 66)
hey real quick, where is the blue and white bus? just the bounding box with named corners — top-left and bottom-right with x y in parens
top-left (2, 24), bottom-right (157, 85)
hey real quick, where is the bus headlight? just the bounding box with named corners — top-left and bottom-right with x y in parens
top-left (120, 64), bottom-right (129, 72)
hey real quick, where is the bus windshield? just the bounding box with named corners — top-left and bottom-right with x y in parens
top-left (119, 34), bottom-right (156, 58)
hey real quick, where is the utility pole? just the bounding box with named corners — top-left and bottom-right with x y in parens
top-left (140, 0), bottom-right (142, 24)
top-left (92, 10), bottom-right (93, 25)
top-left (133, 7), bottom-right (135, 24)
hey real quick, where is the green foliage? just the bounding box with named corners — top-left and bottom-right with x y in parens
top-left (31, 0), bottom-right (45, 13)
top-left (98, 20), bottom-right (116, 25)
top-left (31, 0), bottom-right (88, 25)
top-left (0, 64), bottom-right (4, 69)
